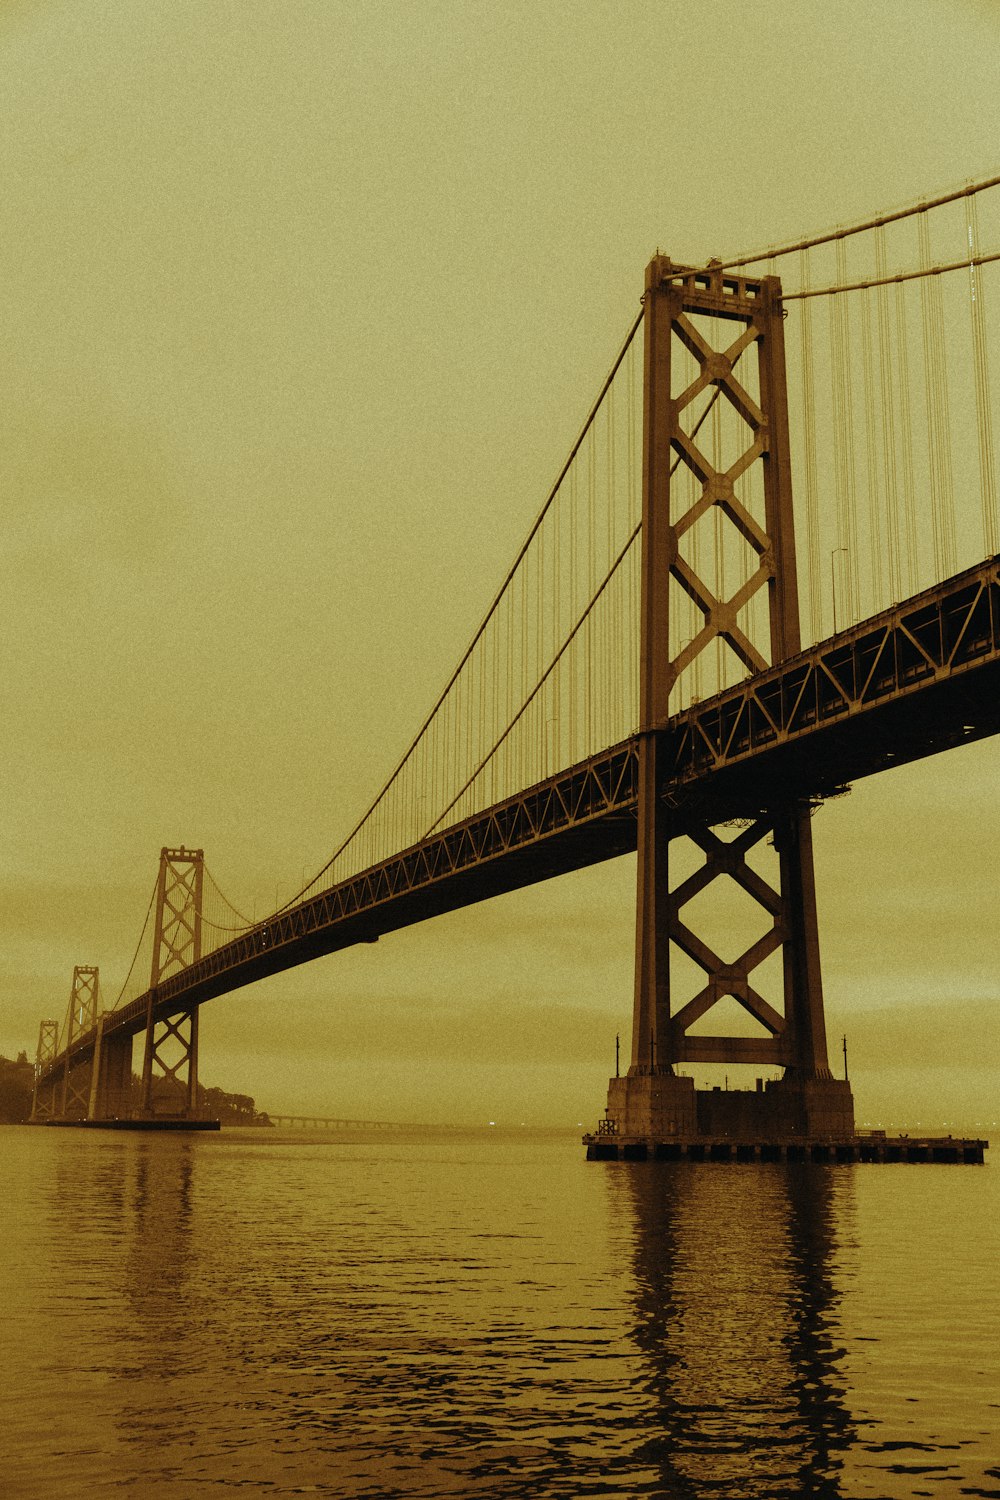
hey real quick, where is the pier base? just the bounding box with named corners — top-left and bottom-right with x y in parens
top-left (605, 1072), bottom-right (697, 1139)
top-left (695, 1076), bottom-right (856, 1142)
top-left (601, 1071), bottom-right (855, 1144)
top-left (587, 1072), bottom-right (985, 1161)
top-left (583, 1131), bottom-right (987, 1164)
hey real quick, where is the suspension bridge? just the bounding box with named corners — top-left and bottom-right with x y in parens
top-left (29, 174), bottom-right (1000, 1158)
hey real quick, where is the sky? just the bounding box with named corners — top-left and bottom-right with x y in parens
top-left (2, 0), bottom-right (999, 1128)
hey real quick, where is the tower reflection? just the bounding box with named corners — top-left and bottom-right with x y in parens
top-left (606, 1162), bottom-right (856, 1499)
top-left (47, 1134), bottom-right (196, 1330)
top-left (123, 1139), bottom-right (196, 1321)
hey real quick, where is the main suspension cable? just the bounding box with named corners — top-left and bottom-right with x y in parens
top-left (423, 384), bottom-right (726, 837)
top-left (261, 306), bottom-right (646, 918)
top-left (203, 864), bottom-right (255, 928)
top-left (718, 172), bottom-right (1000, 270)
top-left (422, 521), bottom-right (642, 836)
top-left (110, 877), bottom-right (158, 1010)
top-left (782, 248), bottom-right (1000, 300)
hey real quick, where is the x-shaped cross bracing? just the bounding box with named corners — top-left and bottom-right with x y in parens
top-left (668, 820), bottom-right (789, 1048)
top-left (148, 1012), bottom-right (196, 1088)
top-left (36, 1020), bottom-right (59, 1069)
top-left (66, 967), bottom-right (99, 1047)
top-left (153, 852), bottom-right (203, 984)
top-left (666, 313), bottom-right (775, 696)
top-left (158, 869), bottom-right (199, 977)
top-left (63, 1066), bottom-right (92, 1117)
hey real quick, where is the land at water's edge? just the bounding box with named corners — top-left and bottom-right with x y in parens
top-left (0, 1053), bottom-right (272, 1126)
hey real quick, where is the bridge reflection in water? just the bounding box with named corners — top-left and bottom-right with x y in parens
top-left (30, 176), bottom-right (1000, 1151)
top-left (15, 1132), bottom-right (996, 1498)
top-left (607, 1163), bottom-right (855, 1498)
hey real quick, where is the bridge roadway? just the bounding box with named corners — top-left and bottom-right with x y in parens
top-left (265, 1115), bottom-right (466, 1130)
top-left (42, 554), bottom-right (1000, 1087)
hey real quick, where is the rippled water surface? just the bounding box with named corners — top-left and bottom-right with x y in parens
top-left (4, 1124), bottom-right (998, 1498)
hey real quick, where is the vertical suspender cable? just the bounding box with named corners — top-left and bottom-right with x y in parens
top-left (493, 581), bottom-right (500, 798)
top-left (832, 239), bottom-right (859, 622)
top-left (479, 611), bottom-right (486, 804)
top-left (919, 211), bottom-right (957, 579)
top-left (628, 337), bottom-right (638, 730)
top-left (894, 278), bottom-right (919, 593)
top-left (551, 474), bottom-right (560, 774)
top-left (935, 250), bottom-right (958, 576)
top-left (524, 531), bottom-right (530, 786)
top-left (537, 503), bottom-right (545, 780)
top-left (506, 581), bottom-right (513, 798)
top-left (830, 288), bottom-right (847, 631)
top-left (968, 194), bottom-right (998, 558)
top-left (569, 464), bottom-right (577, 761)
top-left (875, 225), bottom-right (901, 601)
top-left (798, 247), bottom-right (821, 641)
top-left (918, 215), bottom-right (942, 585)
top-left (606, 384), bottom-right (615, 746)
top-left (861, 287), bottom-right (883, 610)
top-left (588, 422), bottom-right (596, 751)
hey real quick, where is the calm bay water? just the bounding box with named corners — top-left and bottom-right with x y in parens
top-left (3, 1124), bottom-right (998, 1499)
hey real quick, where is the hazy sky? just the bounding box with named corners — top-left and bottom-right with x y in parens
top-left (3, 0), bottom-right (999, 1127)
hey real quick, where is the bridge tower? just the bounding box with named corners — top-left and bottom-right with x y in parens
top-left (606, 257), bottom-right (854, 1145)
top-left (29, 1018), bottom-right (61, 1121)
top-left (138, 846), bottom-right (204, 1119)
top-left (52, 965), bottom-right (101, 1120)
top-left (87, 1004), bottom-right (135, 1122)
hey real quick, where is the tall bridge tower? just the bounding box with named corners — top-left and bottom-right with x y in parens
top-left (30, 1018), bottom-right (61, 1121)
top-left (138, 846), bottom-right (204, 1118)
top-left (29, 847), bottom-right (208, 1126)
top-left (606, 257), bottom-right (854, 1144)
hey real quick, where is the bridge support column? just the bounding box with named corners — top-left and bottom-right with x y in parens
top-left (30, 1019), bottom-right (60, 1122)
top-left (140, 1004), bottom-right (200, 1118)
top-left (605, 256), bottom-right (853, 1146)
top-left (767, 804), bottom-right (854, 1137)
top-left (137, 847), bottom-right (204, 1120)
top-left (87, 1019), bottom-right (134, 1120)
top-left (54, 966), bottom-right (101, 1122)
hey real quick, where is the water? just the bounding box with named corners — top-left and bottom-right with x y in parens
top-left (4, 1125), bottom-right (998, 1499)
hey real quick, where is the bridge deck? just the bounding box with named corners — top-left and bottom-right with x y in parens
top-left (41, 555), bottom-right (1000, 1088)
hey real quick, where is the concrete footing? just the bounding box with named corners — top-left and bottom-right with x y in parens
top-left (589, 1071), bottom-right (986, 1162)
top-left (583, 1133), bottom-right (987, 1164)
top-left (602, 1070), bottom-right (856, 1143)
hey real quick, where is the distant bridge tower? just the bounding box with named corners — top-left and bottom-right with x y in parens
top-left (607, 257), bottom-right (854, 1143)
top-left (138, 846), bottom-right (204, 1119)
top-left (57, 966), bottom-right (100, 1120)
top-left (31, 967), bottom-right (102, 1122)
top-left (29, 1018), bottom-right (61, 1121)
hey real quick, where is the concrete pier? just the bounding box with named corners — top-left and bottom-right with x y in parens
top-left (588, 1075), bottom-right (986, 1162)
top-left (604, 1073), bottom-right (857, 1143)
top-left (584, 1129), bottom-right (987, 1164)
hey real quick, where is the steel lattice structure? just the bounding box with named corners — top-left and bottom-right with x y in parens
top-left (32, 552), bottom-right (1000, 1109)
top-left (28, 207), bottom-right (1000, 1135)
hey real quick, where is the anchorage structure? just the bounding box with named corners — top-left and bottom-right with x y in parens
top-left (604, 257), bottom-right (854, 1148)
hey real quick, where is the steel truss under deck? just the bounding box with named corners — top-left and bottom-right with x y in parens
top-left (36, 554), bottom-right (1000, 1094)
top-left (668, 553), bottom-right (1000, 817)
